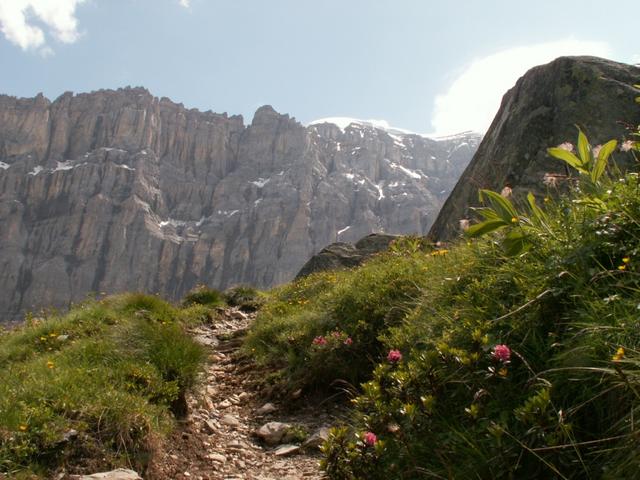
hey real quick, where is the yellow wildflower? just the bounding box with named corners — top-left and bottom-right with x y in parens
top-left (465, 404), bottom-right (480, 419)
top-left (498, 367), bottom-right (508, 377)
top-left (47, 360), bottom-right (55, 369)
top-left (613, 347), bottom-right (625, 362)
top-left (618, 265), bottom-right (627, 271)
top-left (622, 257), bottom-right (631, 264)
top-left (18, 425), bottom-right (28, 432)
top-left (511, 217), bottom-right (518, 223)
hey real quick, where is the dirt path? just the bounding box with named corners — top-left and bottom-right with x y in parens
top-left (147, 308), bottom-right (339, 480)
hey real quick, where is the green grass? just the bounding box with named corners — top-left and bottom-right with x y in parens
top-left (0, 293), bottom-right (207, 478)
top-left (181, 285), bottom-right (226, 308)
top-left (223, 285), bottom-right (266, 312)
top-left (246, 165), bottom-right (640, 478)
top-left (243, 248), bottom-right (446, 392)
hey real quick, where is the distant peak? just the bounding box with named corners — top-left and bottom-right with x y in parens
top-left (251, 105), bottom-right (287, 126)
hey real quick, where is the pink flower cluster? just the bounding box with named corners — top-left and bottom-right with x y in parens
top-left (311, 331), bottom-right (353, 347)
top-left (363, 431), bottom-right (377, 446)
top-left (492, 344), bottom-right (511, 362)
top-left (387, 349), bottom-right (402, 363)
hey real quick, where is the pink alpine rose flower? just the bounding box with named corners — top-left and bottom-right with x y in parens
top-left (363, 431), bottom-right (377, 446)
top-left (344, 337), bottom-right (353, 346)
top-left (312, 336), bottom-right (327, 346)
top-left (387, 349), bottom-right (403, 363)
top-left (492, 344), bottom-right (511, 362)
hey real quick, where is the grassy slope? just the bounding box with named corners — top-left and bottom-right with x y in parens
top-left (246, 167), bottom-right (640, 478)
top-left (0, 293), bottom-right (215, 478)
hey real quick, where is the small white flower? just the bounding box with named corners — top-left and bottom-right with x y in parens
top-left (621, 140), bottom-right (635, 152)
top-left (500, 186), bottom-right (512, 199)
top-left (558, 142), bottom-right (574, 152)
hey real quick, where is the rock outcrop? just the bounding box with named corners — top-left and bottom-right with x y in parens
top-left (428, 56), bottom-right (640, 241)
top-left (295, 233), bottom-right (398, 279)
top-left (0, 88), bottom-right (479, 321)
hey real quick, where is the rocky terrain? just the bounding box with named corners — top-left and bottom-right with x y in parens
top-left (0, 90), bottom-right (479, 321)
top-left (429, 56), bottom-right (640, 241)
top-left (145, 307), bottom-right (337, 480)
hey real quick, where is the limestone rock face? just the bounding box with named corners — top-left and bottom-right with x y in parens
top-left (428, 56), bottom-right (640, 241)
top-left (0, 87), bottom-right (479, 321)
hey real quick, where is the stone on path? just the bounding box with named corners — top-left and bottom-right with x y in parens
top-left (256, 402), bottom-right (277, 415)
top-left (221, 414), bottom-right (241, 428)
top-left (256, 421), bottom-right (292, 445)
top-left (73, 469), bottom-right (141, 480)
top-left (303, 427), bottom-right (330, 450)
top-left (274, 444), bottom-right (301, 457)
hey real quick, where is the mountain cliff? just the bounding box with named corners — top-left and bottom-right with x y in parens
top-left (0, 89), bottom-right (479, 321)
top-left (428, 56), bottom-right (640, 241)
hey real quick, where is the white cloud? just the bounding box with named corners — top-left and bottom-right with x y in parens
top-left (0, 0), bottom-right (86, 53)
top-left (430, 39), bottom-right (612, 136)
top-left (178, 0), bottom-right (190, 7)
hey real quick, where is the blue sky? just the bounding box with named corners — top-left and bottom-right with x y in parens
top-left (0, 0), bottom-right (637, 135)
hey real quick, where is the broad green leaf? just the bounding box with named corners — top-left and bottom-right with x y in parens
top-left (475, 207), bottom-right (501, 221)
top-left (503, 228), bottom-right (531, 256)
top-left (577, 128), bottom-right (592, 168)
top-left (547, 147), bottom-right (587, 173)
top-left (574, 196), bottom-right (608, 212)
top-left (590, 139), bottom-right (617, 183)
top-left (527, 192), bottom-right (548, 223)
top-left (465, 219), bottom-right (509, 237)
top-left (479, 189), bottom-right (518, 223)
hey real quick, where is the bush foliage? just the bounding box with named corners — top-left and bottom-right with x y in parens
top-left (247, 120), bottom-right (640, 477)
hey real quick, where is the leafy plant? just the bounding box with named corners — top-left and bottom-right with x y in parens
top-left (466, 129), bottom-right (618, 255)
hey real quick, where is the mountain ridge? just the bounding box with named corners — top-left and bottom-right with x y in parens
top-left (0, 88), bottom-right (479, 321)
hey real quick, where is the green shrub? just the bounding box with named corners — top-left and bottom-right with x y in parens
top-left (223, 285), bottom-right (266, 311)
top-left (319, 131), bottom-right (640, 477)
top-left (245, 246), bottom-right (456, 392)
top-left (182, 285), bottom-right (225, 308)
top-left (248, 121), bottom-right (640, 477)
top-left (0, 294), bottom-right (206, 477)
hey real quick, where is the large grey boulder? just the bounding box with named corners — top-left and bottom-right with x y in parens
top-left (295, 233), bottom-right (398, 278)
top-left (429, 56), bottom-right (640, 242)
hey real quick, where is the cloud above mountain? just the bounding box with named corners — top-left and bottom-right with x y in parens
top-left (0, 0), bottom-right (87, 54)
top-left (0, 0), bottom-right (191, 54)
top-left (430, 39), bottom-right (612, 136)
